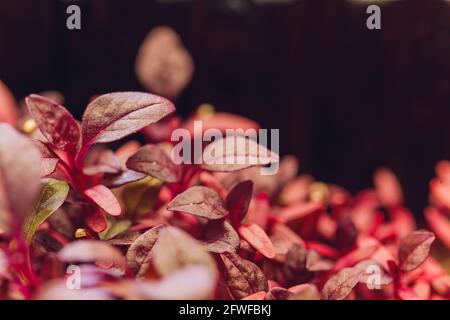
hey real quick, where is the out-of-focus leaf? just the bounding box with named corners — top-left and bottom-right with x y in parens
top-left (126, 144), bottom-right (180, 183)
top-left (126, 225), bottom-right (166, 275)
top-left (283, 244), bottom-right (311, 285)
top-left (322, 267), bottom-right (364, 300)
top-left (0, 80), bottom-right (19, 125)
top-left (84, 185), bottom-right (121, 216)
top-left (429, 178), bottom-right (450, 209)
top-left (123, 177), bottom-right (162, 218)
top-left (225, 180), bottom-right (253, 226)
top-left (0, 250), bottom-right (7, 277)
top-left (57, 240), bottom-right (126, 271)
top-left (288, 283), bottom-right (321, 300)
top-left (201, 135), bottom-right (279, 172)
top-left (167, 186), bottom-right (228, 220)
top-left (34, 281), bottom-right (113, 300)
top-left (305, 250), bottom-right (333, 272)
top-left (220, 252), bottom-right (268, 299)
top-left (26, 94), bottom-right (81, 152)
top-left (86, 209), bottom-right (108, 233)
top-left (354, 260), bottom-right (393, 286)
top-left (83, 150), bottom-right (122, 175)
top-left (278, 201), bottom-right (323, 223)
top-left (238, 224), bottom-right (275, 259)
top-left (81, 92), bottom-right (175, 148)
top-left (24, 179), bottom-right (69, 242)
top-left (152, 227), bottom-right (216, 276)
top-left (202, 220), bottom-right (240, 253)
top-left (425, 206), bottom-right (450, 249)
top-left (99, 217), bottom-right (132, 241)
top-left (398, 230), bottom-right (435, 272)
top-left (182, 111), bottom-right (259, 139)
top-left (265, 287), bottom-right (293, 300)
top-left (136, 265), bottom-right (217, 300)
top-left (0, 124), bottom-right (42, 234)
top-left (33, 140), bottom-right (59, 177)
top-left (135, 26), bottom-right (194, 99)
top-left (373, 167), bottom-right (403, 207)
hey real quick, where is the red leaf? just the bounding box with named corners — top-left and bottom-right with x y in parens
top-left (84, 185), bottom-right (121, 216)
top-left (26, 94), bottom-right (81, 152)
top-left (167, 186), bottom-right (228, 220)
top-left (425, 206), bottom-right (450, 248)
top-left (225, 180), bottom-right (253, 226)
top-left (238, 224), bottom-right (275, 259)
top-left (220, 252), bottom-right (268, 299)
top-left (126, 144), bottom-right (180, 183)
top-left (322, 267), bottom-right (364, 300)
top-left (398, 230), bottom-right (435, 272)
top-left (81, 92), bottom-right (175, 148)
top-left (86, 209), bottom-right (108, 233)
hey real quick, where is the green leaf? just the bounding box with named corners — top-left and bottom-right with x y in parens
top-left (24, 179), bottom-right (69, 242)
top-left (123, 177), bottom-right (162, 218)
top-left (99, 216), bottom-right (132, 240)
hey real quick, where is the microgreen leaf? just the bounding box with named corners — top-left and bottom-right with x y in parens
top-left (322, 267), bottom-right (364, 300)
top-left (26, 94), bottom-right (81, 152)
top-left (398, 230), bottom-right (435, 272)
top-left (0, 124), bottom-right (42, 234)
top-left (201, 135), bottom-right (279, 172)
top-left (152, 227), bottom-right (216, 276)
top-left (58, 240), bottom-right (126, 271)
top-left (84, 185), bottom-right (121, 216)
top-left (24, 178), bottom-right (69, 243)
top-left (126, 224), bottom-right (166, 276)
top-left (202, 219), bottom-right (240, 253)
top-left (225, 180), bottom-right (253, 226)
top-left (238, 224), bottom-right (275, 259)
top-left (220, 252), bottom-right (268, 299)
top-left (81, 92), bottom-right (175, 148)
top-left (167, 186), bottom-right (228, 220)
top-left (126, 144), bottom-right (180, 183)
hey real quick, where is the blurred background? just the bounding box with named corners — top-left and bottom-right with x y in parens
top-left (0, 0), bottom-right (449, 217)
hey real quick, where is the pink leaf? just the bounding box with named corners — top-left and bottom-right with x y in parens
top-left (238, 224), bottom-right (275, 259)
top-left (167, 186), bottom-right (228, 220)
top-left (322, 267), bottom-right (364, 300)
top-left (374, 167), bottom-right (403, 207)
top-left (201, 135), bottom-right (279, 172)
top-left (0, 124), bottom-right (42, 234)
top-left (84, 185), bottom-right (121, 216)
top-left (425, 206), bottom-right (450, 248)
top-left (58, 240), bottom-right (126, 271)
top-left (398, 230), bottom-right (435, 272)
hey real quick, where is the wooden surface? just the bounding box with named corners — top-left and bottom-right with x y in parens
top-left (1, 0), bottom-right (450, 215)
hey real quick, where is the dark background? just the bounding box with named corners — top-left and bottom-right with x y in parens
top-left (1, 0), bottom-right (450, 217)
